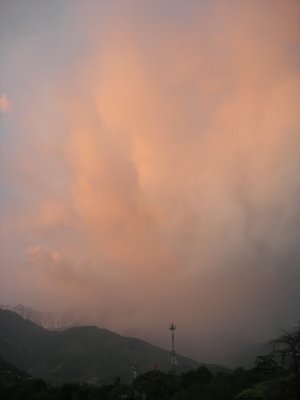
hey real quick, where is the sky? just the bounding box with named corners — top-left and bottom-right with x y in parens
top-left (0, 0), bottom-right (300, 365)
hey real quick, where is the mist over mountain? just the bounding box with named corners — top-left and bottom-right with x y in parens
top-left (0, 310), bottom-right (205, 385)
top-left (230, 342), bottom-right (272, 369)
top-left (0, 304), bottom-right (98, 330)
top-left (0, 304), bottom-right (271, 370)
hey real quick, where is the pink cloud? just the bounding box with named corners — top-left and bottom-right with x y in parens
top-left (1, 0), bottom-right (300, 363)
top-left (0, 94), bottom-right (10, 113)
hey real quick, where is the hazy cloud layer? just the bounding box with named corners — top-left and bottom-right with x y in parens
top-left (1, 0), bottom-right (300, 364)
top-left (0, 94), bottom-right (10, 113)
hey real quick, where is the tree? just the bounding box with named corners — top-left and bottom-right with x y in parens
top-left (271, 324), bottom-right (300, 400)
top-left (134, 370), bottom-right (180, 399)
top-left (254, 354), bottom-right (280, 380)
top-left (181, 366), bottom-right (213, 389)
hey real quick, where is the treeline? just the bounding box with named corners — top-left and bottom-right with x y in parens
top-left (1, 324), bottom-right (299, 400)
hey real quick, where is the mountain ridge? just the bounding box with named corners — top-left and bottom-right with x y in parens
top-left (0, 309), bottom-right (203, 384)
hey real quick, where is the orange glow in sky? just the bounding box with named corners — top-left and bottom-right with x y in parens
top-left (1, 0), bottom-right (300, 363)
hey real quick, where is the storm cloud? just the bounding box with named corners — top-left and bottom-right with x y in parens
top-left (1, 0), bottom-right (300, 364)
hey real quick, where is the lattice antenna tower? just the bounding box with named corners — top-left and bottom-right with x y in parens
top-left (169, 322), bottom-right (177, 371)
top-left (131, 362), bottom-right (138, 381)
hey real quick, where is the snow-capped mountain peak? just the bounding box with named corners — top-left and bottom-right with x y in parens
top-left (0, 304), bottom-right (94, 330)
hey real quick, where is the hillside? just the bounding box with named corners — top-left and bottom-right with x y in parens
top-left (231, 341), bottom-right (272, 368)
top-left (0, 310), bottom-right (199, 385)
top-left (0, 356), bottom-right (31, 385)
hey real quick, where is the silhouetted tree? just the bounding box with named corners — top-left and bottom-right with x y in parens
top-left (134, 370), bottom-right (180, 399)
top-left (271, 324), bottom-right (300, 400)
top-left (254, 354), bottom-right (280, 380)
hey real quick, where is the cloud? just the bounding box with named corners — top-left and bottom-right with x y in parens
top-left (0, 94), bottom-right (10, 113)
top-left (26, 245), bottom-right (81, 284)
top-left (25, 245), bottom-right (95, 310)
top-left (1, 0), bottom-right (300, 363)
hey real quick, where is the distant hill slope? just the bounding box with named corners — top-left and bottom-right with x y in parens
top-left (0, 356), bottom-right (31, 385)
top-left (0, 310), bottom-right (200, 385)
top-left (231, 342), bottom-right (272, 368)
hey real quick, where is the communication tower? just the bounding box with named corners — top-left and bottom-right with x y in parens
top-left (131, 362), bottom-right (138, 380)
top-left (169, 323), bottom-right (177, 371)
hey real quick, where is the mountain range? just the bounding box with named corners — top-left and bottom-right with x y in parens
top-left (0, 309), bottom-right (202, 385)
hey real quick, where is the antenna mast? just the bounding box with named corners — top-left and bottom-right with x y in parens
top-left (169, 322), bottom-right (177, 371)
top-left (131, 362), bottom-right (137, 381)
